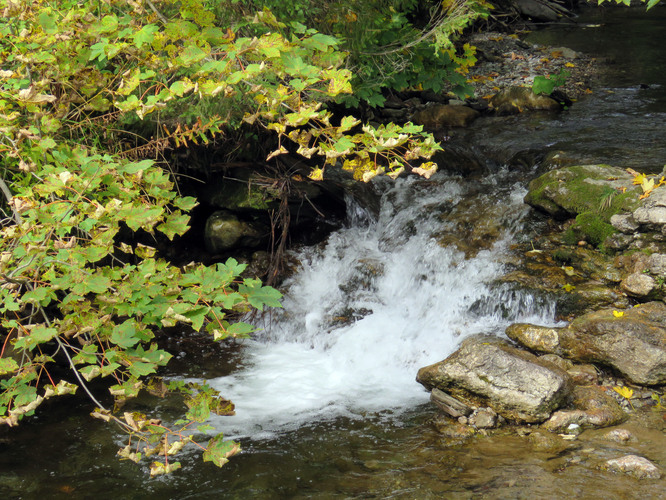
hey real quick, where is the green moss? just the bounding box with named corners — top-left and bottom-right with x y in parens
top-left (572, 212), bottom-right (617, 247)
top-left (525, 165), bottom-right (643, 220)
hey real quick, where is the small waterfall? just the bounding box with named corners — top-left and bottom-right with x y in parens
top-left (210, 171), bottom-right (556, 438)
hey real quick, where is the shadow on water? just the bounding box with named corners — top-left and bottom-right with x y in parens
top-left (3, 6), bottom-right (666, 499)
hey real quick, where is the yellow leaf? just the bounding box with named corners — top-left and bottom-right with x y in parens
top-left (632, 172), bottom-right (647, 185)
top-left (641, 177), bottom-right (655, 193)
top-left (612, 310), bottom-right (624, 318)
top-left (562, 284), bottom-right (576, 292)
top-left (565, 62), bottom-right (575, 67)
top-left (563, 266), bottom-right (575, 276)
top-left (613, 386), bottom-right (634, 400)
top-left (308, 167), bottom-right (324, 181)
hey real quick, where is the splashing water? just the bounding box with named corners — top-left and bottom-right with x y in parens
top-left (210, 172), bottom-right (555, 438)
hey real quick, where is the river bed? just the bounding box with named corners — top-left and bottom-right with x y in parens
top-left (2, 6), bottom-right (666, 499)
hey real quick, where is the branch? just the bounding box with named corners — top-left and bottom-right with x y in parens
top-left (0, 176), bottom-right (21, 225)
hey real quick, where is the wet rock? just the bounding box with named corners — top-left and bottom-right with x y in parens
top-left (603, 455), bottom-right (661, 479)
top-left (411, 104), bottom-right (480, 129)
top-left (602, 428), bottom-right (635, 443)
top-left (416, 335), bottom-right (571, 423)
top-left (544, 385), bottom-right (626, 432)
top-left (510, 325), bottom-right (561, 353)
top-left (620, 272), bottom-right (656, 298)
top-left (489, 86), bottom-right (560, 115)
top-left (566, 363), bottom-right (599, 386)
top-left (468, 407), bottom-right (498, 429)
top-left (432, 418), bottom-right (476, 443)
top-left (527, 429), bottom-right (570, 454)
top-left (204, 211), bottom-right (267, 253)
top-left (507, 302), bottom-right (666, 385)
top-left (524, 165), bottom-right (640, 220)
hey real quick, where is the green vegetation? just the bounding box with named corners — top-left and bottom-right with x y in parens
top-left (532, 69), bottom-right (570, 96)
top-left (0, 0), bottom-right (484, 474)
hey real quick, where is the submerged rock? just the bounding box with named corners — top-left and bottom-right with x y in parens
top-left (602, 428), bottom-right (635, 444)
top-left (506, 302), bottom-right (666, 385)
top-left (602, 455), bottom-right (661, 479)
top-left (417, 335), bottom-right (571, 423)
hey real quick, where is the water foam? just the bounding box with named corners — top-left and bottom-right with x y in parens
top-left (209, 174), bottom-right (555, 438)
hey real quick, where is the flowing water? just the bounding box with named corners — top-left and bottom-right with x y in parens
top-left (3, 6), bottom-right (666, 499)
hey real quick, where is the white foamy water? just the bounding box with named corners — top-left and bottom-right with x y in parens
top-left (209, 173), bottom-right (555, 438)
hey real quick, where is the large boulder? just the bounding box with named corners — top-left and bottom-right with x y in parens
top-left (489, 86), bottom-right (560, 115)
top-left (416, 335), bottom-right (571, 423)
top-left (204, 210), bottom-right (267, 253)
top-left (506, 302), bottom-right (666, 385)
top-left (524, 164), bottom-right (641, 220)
top-left (412, 104), bottom-right (480, 129)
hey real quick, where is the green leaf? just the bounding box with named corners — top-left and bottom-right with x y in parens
top-left (186, 397), bottom-right (210, 422)
top-left (37, 12), bottom-right (58, 34)
top-left (226, 321), bottom-right (255, 338)
top-left (157, 211), bottom-right (190, 240)
top-left (132, 24), bottom-right (159, 48)
top-left (13, 326), bottom-right (58, 351)
top-left (110, 320), bottom-right (141, 348)
top-left (73, 274), bottom-right (112, 295)
top-left (179, 44), bottom-right (208, 66)
top-left (0, 358), bottom-right (19, 376)
top-left (301, 33), bottom-right (339, 52)
top-left (173, 196), bottom-right (198, 211)
top-left (128, 361), bottom-right (157, 378)
top-left (238, 280), bottom-right (282, 311)
top-left (72, 344), bottom-right (99, 365)
top-left (202, 434), bottom-right (241, 467)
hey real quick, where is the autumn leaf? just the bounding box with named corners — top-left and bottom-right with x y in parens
top-left (613, 386), bottom-right (634, 402)
top-left (612, 310), bottom-right (624, 318)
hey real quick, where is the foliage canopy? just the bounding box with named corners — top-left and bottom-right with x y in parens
top-left (0, 0), bottom-right (476, 473)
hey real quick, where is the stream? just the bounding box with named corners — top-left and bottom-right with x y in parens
top-left (2, 6), bottom-right (666, 499)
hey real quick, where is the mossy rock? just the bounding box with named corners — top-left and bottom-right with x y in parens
top-left (525, 165), bottom-right (642, 221)
top-left (564, 212), bottom-right (617, 248)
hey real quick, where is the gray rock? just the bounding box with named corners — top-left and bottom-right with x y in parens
top-left (620, 272), bottom-right (656, 298)
top-left (648, 253), bottom-right (666, 276)
top-left (508, 303), bottom-right (666, 385)
top-left (416, 335), bottom-right (571, 423)
top-left (603, 455), bottom-right (661, 479)
top-left (610, 214), bottom-right (639, 234)
top-left (633, 189), bottom-right (666, 226)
